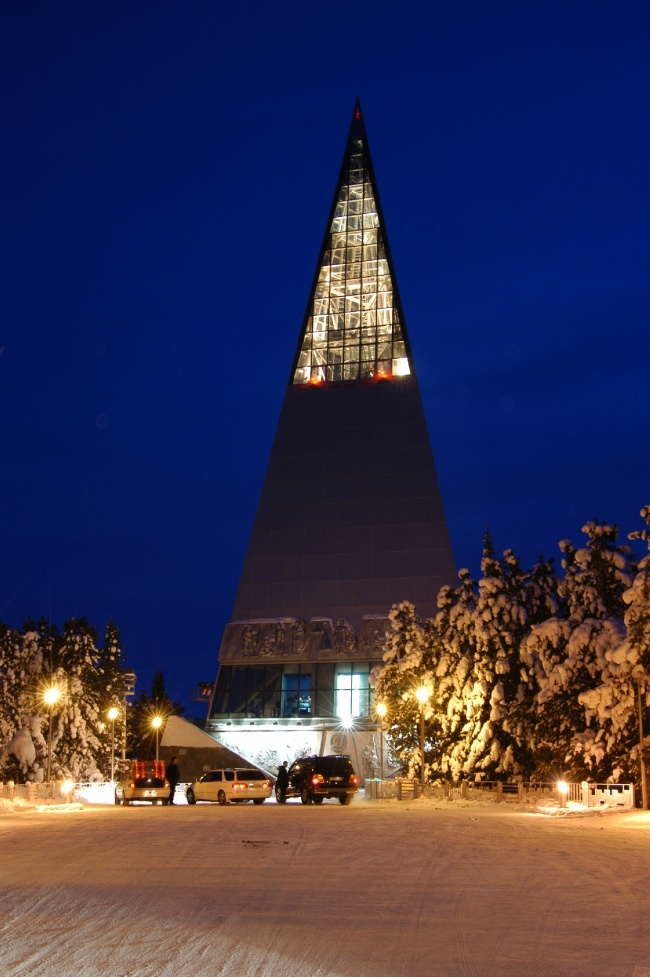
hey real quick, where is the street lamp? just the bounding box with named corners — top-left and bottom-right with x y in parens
top-left (108, 707), bottom-right (119, 783)
top-left (152, 715), bottom-right (162, 762)
top-left (415, 686), bottom-right (430, 787)
top-left (375, 702), bottom-right (387, 780)
top-left (43, 686), bottom-right (61, 783)
top-left (122, 671), bottom-right (136, 763)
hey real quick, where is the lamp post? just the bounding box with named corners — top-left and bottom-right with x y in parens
top-left (152, 715), bottom-right (162, 762)
top-left (43, 686), bottom-right (61, 784)
top-left (108, 707), bottom-right (119, 783)
top-left (632, 668), bottom-right (648, 810)
top-left (375, 702), bottom-right (387, 780)
top-left (122, 671), bottom-right (136, 763)
top-left (415, 686), bottom-right (430, 787)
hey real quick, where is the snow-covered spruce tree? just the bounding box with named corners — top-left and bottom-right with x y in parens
top-left (0, 625), bottom-right (46, 782)
top-left (429, 568), bottom-right (478, 781)
top-left (372, 601), bottom-right (439, 779)
top-left (0, 618), bottom-right (128, 782)
top-left (48, 618), bottom-right (113, 781)
top-left (441, 536), bottom-right (542, 781)
top-left (375, 543), bottom-right (559, 784)
top-left (521, 521), bottom-right (635, 781)
top-left (623, 505), bottom-right (650, 781)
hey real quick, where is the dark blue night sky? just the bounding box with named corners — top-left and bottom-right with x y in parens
top-left (2, 2), bottom-right (649, 714)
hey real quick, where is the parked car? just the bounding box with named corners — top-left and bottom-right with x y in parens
top-left (115, 760), bottom-right (169, 806)
top-left (284, 754), bottom-right (359, 805)
top-left (185, 768), bottom-right (272, 805)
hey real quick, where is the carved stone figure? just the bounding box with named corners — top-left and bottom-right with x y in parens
top-left (259, 632), bottom-right (275, 657)
top-left (274, 622), bottom-right (285, 657)
top-left (291, 620), bottom-right (310, 656)
top-left (310, 620), bottom-right (332, 654)
top-left (362, 738), bottom-right (379, 778)
top-left (333, 618), bottom-right (357, 655)
top-left (344, 627), bottom-right (358, 655)
top-left (333, 619), bottom-right (347, 655)
top-left (242, 624), bottom-right (260, 658)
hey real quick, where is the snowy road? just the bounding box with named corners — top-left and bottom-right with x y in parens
top-left (1, 799), bottom-right (650, 977)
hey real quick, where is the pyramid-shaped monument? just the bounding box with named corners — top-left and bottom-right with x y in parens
top-left (208, 102), bottom-right (455, 742)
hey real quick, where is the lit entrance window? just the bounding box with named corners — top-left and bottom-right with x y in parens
top-left (335, 664), bottom-right (368, 720)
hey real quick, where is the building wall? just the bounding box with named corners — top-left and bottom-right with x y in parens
top-left (208, 723), bottom-right (389, 784)
top-left (231, 379), bottom-right (455, 631)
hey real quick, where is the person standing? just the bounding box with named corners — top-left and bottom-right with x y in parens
top-left (166, 755), bottom-right (180, 805)
top-left (275, 760), bottom-right (289, 804)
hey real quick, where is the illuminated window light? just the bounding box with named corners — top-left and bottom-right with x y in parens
top-left (393, 357), bottom-right (410, 377)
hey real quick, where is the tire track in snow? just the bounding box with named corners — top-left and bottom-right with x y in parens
top-left (390, 825), bottom-right (452, 977)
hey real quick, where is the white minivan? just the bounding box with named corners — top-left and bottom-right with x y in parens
top-left (185, 768), bottom-right (272, 805)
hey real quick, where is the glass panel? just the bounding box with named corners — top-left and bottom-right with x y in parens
top-left (263, 665), bottom-right (282, 718)
top-left (362, 311), bottom-right (376, 330)
top-left (211, 693), bottom-right (229, 715)
top-left (281, 665), bottom-right (300, 718)
top-left (299, 669), bottom-right (312, 717)
top-left (246, 667), bottom-right (265, 718)
top-left (360, 361), bottom-right (374, 379)
top-left (334, 664), bottom-right (352, 721)
top-left (393, 356), bottom-right (411, 376)
top-left (315, 663), bottom-right (334, 717)
top-left (327, 364), bottom-right (342, 382)
top-left (377, 308), bottom-right (393, 325)
top-left (229, 667), bottom-right (247, 716)
top-left (215, 665), bottom-right (231, 693)
top-left (334, 663), bottom-right (368, 719)
top-left (293, 136), bottom-right (412, 385)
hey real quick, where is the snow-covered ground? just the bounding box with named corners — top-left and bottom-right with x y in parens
top-left (1, 796), bottom-right (649, 977)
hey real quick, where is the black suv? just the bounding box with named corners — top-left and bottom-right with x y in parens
top-left (283, 754), bottom-right (359, 805)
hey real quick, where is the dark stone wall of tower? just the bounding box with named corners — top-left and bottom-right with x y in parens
top-left (230, 377), bottom-right (456, 631)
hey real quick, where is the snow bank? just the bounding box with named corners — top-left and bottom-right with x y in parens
top-left (0, 797), bottom-right (84, 814)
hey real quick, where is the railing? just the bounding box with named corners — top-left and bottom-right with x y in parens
top-left (365, 779), bottom-right (635, 808)
top-left (2, 777), bottom-right (636, 810)
top-left (582, 782), bottom-right (634, 809)
top-left (0, 781), bottom-right (72, 802)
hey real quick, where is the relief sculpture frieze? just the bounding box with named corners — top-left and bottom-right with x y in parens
top-left (219, 615), bottom-right (389, 663)
top-left (359, 618), bottom-right (389, 656)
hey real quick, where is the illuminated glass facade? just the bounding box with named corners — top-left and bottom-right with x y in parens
top-left (293, 127), bottom-right (411, 384)
top-left (212, 660), bottom-right (380, 721)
